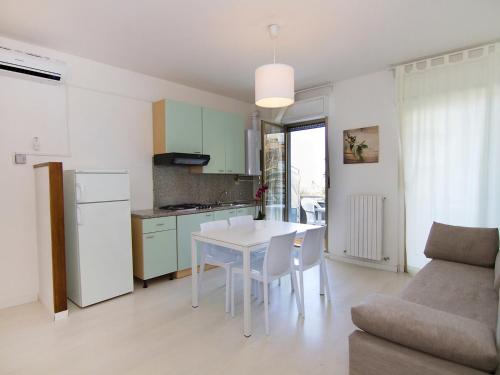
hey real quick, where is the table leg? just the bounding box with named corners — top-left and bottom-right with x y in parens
top-left (243, 248), bottom-right (252, 337)
top-left (191, 237), bottom-right (199, 308)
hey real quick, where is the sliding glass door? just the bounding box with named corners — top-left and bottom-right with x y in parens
top-left (261, 121), bottom-right (287, 221)
top-left (286, 121), bottom-right (328, 226)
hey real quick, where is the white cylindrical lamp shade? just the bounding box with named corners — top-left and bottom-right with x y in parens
top-left (255, 63), bottom-right (294, 108)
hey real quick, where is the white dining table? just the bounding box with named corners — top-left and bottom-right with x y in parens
top-left (191, 220), bottom-right (321, 337)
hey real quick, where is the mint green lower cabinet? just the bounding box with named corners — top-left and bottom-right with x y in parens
top-left (143, 230), bottom-right (177, 279)
top-left (177, 212), bottom-right (214, 270)
top-left (214, 208), bottom-right (237, 221)
top-left (236, 206), bottom-right (256, 218)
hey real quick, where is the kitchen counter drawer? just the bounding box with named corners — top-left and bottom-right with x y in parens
top-left (142, 216), bottom-right (176, 233)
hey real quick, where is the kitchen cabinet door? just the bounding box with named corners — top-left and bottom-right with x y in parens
top-left (142, 230), bottom-right (177, 279)
top-left (177, 212), bottom-right (214, 270)
top-left (166, 100), bottom-right (203, 154)
top-left (202, 108), bottom-right (227, 174)
top-left (214, 209), bottom-right (237, 221)
top-left (236, 206), bottom-right (256, 218)
top-left (225, 113), bottom-right (245, 174)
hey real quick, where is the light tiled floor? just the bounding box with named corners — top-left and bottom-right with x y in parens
top-left (0, 260), bottom-right (411, 375)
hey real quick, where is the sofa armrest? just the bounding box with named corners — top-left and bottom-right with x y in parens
top-left (351, 294), bottom-right (497, 373)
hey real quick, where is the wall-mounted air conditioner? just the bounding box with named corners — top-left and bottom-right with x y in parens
top-left (0, 45), bottom-right (66, 82)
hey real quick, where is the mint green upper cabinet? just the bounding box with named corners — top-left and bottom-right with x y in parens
top-left (202, 108), bottom-right (227, 174)
top-left (153, 100), bottom-right (245, 173)
top-left (166, 100), bottom-right (203, 154)
top-left (201, 108), bottom-right (245, 174)
top-left (225, 113), bottom-right (245, 174)
top-left (177, 212), bottom-right (214, 271)
top-left (153, 99), bottom-right (202, 155)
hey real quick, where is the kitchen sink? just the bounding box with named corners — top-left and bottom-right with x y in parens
top-left (213, 201), bottom-right (249, 208)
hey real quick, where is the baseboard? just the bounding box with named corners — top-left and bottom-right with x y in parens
top-left (326, 253), bottom-right (398, 272)
top-left (0, 293), bottom-right (37, 310)
top-left (54, 310), bottom-right (68, 321)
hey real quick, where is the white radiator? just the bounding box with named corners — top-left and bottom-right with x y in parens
top-left (346, 194), bottom-right (384, 261)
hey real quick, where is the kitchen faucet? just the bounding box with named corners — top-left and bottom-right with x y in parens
top-left (217, 190), bottom-right (228, 204)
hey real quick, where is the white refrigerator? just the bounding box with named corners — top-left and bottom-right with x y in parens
top-left (63, 170), bottom-right (134, 307)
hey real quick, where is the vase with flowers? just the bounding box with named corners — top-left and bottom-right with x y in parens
top-left (255, 184), bottom-right (268, 220)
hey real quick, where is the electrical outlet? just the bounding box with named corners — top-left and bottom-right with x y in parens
top-left (14, 153), bottom-right (27, 164)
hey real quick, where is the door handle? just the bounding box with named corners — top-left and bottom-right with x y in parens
top-left (145, 235), bottom-right (155, 239)
top-left (76, 183), bottom-right (84, 201)
top-left (77, 206), bottom-right (83, 225)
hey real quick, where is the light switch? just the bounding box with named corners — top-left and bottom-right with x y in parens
top-left (32, 137), bottom-right (40, 151)
top-left (14, 153), bottom-right (27, 164)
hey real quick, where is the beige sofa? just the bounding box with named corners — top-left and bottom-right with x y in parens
top-left (349, 222), bottom-right (500, 375)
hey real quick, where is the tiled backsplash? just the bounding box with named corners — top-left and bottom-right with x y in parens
top-left (153, 165), bottom-right (257, 207)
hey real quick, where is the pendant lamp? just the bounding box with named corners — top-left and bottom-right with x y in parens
top-left (255, 24), bottom-right (295, 108)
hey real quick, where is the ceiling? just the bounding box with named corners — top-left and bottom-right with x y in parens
top-left (1, 0), bottom-right (500, 102)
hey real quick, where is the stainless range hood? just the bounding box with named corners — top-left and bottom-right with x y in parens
top-left (153, 153), bottom-right (210, 166)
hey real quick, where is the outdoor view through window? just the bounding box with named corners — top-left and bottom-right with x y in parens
top-left (263, 124), bottom-right (326, 224)
top-left (290, 127), bottom-right (326, 224)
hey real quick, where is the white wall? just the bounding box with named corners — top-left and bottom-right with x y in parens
top-left (0, 35), bottom-right (255, 309)
top-left (264, 72), bottom-right (401, 271)
top-left (328, 71), bottom-right (401, 271)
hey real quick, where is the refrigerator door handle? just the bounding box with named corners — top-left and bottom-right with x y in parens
top-left (77, 206), bottom-right (83, 225)
top-left (76, 183), bottom-right (84, 202)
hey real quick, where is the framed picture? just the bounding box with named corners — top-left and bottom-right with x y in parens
top-left (343, 125), bottom-right (379, 164)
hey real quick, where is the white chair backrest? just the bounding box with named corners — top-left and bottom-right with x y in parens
top-left (300, 226), bottom-right (326, 268)
top-left (200, 219), bottom-right (228, 232)
top-left (200, 220), bottom-right (229, 256)
top-left (264, 231), bottom-right (297, 278)
top-left (229, 215), bottom-right (254, 227)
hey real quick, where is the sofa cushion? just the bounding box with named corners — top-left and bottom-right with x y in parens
top-left (424, 222), bottom-right (498, 267)
top-left (401, 260), bottom-right (498, 330)
top-left (351, 294), bottom-right (498, 372)
top-left (349, 331), bottom-right (488, 375)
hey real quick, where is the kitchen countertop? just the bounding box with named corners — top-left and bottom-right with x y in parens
top-left (132, 202), bottom-right (257, 219)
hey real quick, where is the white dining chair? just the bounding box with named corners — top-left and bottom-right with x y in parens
top-left (199, 220), bottom-right (240, 313)
top-left (231, 231), bottom-right (301, 335)
top-left (229, 215), bottom-right (254, 227)
top-left (230, 214), bottom-right (266, 299)
top-left (293, 226), bottom-right (331, 317)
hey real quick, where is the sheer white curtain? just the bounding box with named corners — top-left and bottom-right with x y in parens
top-left (397, 44), bottom-right (500, 270)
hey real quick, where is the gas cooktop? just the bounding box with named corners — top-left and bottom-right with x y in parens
top-left (159, 203), bottom-right (213, 211)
